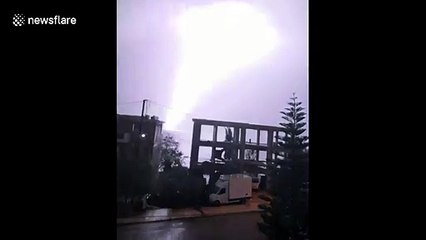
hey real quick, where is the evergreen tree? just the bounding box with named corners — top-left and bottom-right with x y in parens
top-left (259, 93), bottom-right (309, 240)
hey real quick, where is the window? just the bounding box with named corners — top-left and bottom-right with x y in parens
top-left (217, 126), bottom-right (228, 142)
top-left (245, 149), bottom-right (257, 160)
top-left (246, 129), bottom-right (257, 144)
top-left (259, 151), bottom-right (267, 161)
top-left (200, 125), bottom-right (214, 141)
top-left (198, 146), bottom-right (213, 162)
top-left (218, 188), bottom-right (226, 195)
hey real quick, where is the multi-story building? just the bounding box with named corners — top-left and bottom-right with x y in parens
top-left (117, 114), bottom-right (163, 197)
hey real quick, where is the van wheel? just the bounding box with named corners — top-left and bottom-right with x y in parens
top-left (214, 200), bottom-right (220, 206)
top-left (241, 198), bottom-right (247, 204)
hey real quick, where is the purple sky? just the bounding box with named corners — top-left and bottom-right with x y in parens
top-left (118, 0), bottom-right (308, 160)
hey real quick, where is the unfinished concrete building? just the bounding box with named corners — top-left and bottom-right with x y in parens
top-left (190, 119), bottom-right (285, 175)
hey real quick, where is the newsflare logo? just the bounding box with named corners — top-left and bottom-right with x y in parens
top-left (12, 13), bottom-right (77, 27)
top-left (12, 14), bottom-right (25, 26)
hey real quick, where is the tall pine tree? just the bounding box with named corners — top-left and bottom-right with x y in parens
top-left (259, 93), bottom-right (309, 240)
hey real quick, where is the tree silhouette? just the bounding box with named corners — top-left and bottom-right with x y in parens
top-left (159, 134), bottom-right (184, 172)
top-left (214, 127), bottom-right (235, 161)
top-left (258, 93), bottom-right (309, 240)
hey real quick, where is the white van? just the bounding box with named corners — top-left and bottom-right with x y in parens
top-left (209, 174), bottom-right (252, 205)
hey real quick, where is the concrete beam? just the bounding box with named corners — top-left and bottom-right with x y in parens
top-left (193, 118), bottom-right (284, 132)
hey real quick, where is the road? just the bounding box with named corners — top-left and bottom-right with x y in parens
top-left (117, 212), bottom-right (268, 240)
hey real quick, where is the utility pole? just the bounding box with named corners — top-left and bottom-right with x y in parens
top-left (139, 99), bottom-right (148, 134)
top-left (137, 99), bottom-right (148, 158)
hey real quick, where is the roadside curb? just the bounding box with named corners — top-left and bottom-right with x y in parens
top-left (117, 208), bottom-right (262, 226)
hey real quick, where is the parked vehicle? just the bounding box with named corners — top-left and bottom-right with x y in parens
top-left (209, 174), bottom-right (252, 205)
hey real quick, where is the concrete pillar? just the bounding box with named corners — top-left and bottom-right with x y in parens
top-left (275, 131), bottom-right (281, 160)
top-left (233, 127), bottom-right (239, 159)
top-left (211, 125), bottom-right (218, 162)
top-left (256, 129), bottom-right (260, 145)
top-left (234, 127), bottom-right (239, 143)
top-left (240, 128), bottom-right (246, 160)
top-left (267, 130), bottom-right (273, 161)
top-left (256, 129), bottom-right (261, 161)
top-left (190, 123), bottom-right (201, 168)
top-left (213, 125), bottom-right (218, 142)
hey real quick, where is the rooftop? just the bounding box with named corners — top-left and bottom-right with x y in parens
top-left (192, 118), bottom-right (284, 131)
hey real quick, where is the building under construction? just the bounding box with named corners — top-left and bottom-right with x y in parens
top-left (189, 118), bottom-right (285, 175)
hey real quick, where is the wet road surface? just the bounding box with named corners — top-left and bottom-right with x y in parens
top-left (117, 212), bottom-right (267, 240)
